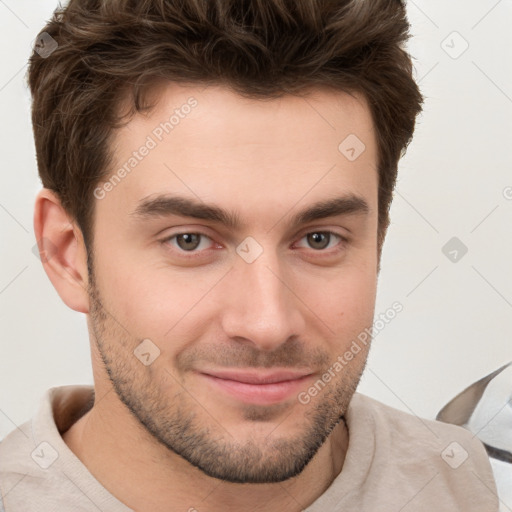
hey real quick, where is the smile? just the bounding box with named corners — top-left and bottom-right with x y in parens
top-left (197, 370), bottom-right (314, 405)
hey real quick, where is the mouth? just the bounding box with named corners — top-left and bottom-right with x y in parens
top-left (197, 369), bottom-right (314, 405)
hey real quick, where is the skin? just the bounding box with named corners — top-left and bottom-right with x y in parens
top-left (34, 83), bottom-right (379, 511)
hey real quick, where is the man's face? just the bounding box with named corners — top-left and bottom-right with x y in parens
top-left (87, 84), bottom-right (379, 483)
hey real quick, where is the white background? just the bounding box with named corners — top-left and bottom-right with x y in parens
top-left (0, 0), bottom-right (511, 439)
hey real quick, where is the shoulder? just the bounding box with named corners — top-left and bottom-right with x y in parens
top-left (0, 418), bottom-right (47, 510)
top-left (350, 391), bottom-right (492, 462)
top-left (347, 392), bottom-right (500, 510)
top-left (0, 385), bottom-right (97, 511)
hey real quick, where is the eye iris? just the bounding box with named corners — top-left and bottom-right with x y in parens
top-left (173, 233), bottom-right (333, 252)
top-left (177, 233), bottom-right (201, 251)
top-left (308, 232), bottom-right (330, 250)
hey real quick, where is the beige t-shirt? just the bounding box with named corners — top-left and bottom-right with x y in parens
top-left (0, 385), bottom-right (499, 511)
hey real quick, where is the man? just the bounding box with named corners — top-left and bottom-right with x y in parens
top-left (0, 0), bottom-right (500, 510)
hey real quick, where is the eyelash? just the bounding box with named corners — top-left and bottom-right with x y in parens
top-left (160, 230), bottom-right (348, 258)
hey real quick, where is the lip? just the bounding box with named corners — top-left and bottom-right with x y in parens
top-left (197, 369), bottom-right (314, 405)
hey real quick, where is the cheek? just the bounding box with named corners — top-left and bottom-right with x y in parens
top-left (92, 255), bottom-right (170, 340)
top-left (97, 259), bottom-right (221, 346)
top-left (300, 264), bottom-right (377, 345)
top-left (326, 283), bottom-right (376, 366)
top-left (306, 260), bottom-right (377, 309)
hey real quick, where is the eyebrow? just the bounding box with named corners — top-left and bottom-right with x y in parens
top-left (130, 193), bottom-right (370, 231)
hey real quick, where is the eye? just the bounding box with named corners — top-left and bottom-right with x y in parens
top-left (295, 231), bottom-right (346, 252)
top-left (161, 230), bottom-right (347, 257)
top-left (163, 232), bottom-right (214, 253)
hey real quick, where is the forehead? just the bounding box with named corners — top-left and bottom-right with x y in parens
top-left (99, 83), bottom-right (378, 226)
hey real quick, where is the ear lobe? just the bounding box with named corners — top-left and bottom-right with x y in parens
top-left (33, 188), bottom-right (90, 314)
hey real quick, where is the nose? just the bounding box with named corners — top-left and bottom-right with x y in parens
top-left (219, 249), bottom-right (306, 352)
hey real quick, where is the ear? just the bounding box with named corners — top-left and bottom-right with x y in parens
top-left (33, 188), bottom-right (90, 314)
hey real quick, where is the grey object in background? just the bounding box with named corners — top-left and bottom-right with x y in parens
top-left (437, 362), bottom-right (512, 512)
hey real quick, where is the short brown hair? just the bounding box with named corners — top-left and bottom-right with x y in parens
top-left (27, 0), bottom-right (423, 261)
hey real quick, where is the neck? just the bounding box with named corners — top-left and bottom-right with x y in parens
top-left (62, 385), bottom-right (349, 512)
